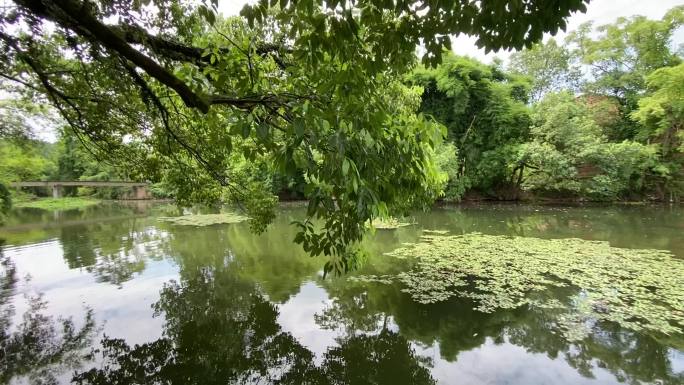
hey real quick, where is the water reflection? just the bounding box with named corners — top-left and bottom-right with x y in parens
top-left (0, 203), bottom-right (683, 384)
top-left (73, 264), bottom-right (434, 385)
top-left (0, 241), bottom-right (98, 384)
top-left (318, 279), bottom-right (684, 385)
top-left (419, 204), bottom-right (684, 255)
top-left (59, 222), bottom-right (168, 286)
top-left (157, 211), bottom-right (327, 302)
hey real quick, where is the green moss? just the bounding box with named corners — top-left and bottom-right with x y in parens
top-left (158, 213), bottom-right (249, 226)
top-left (14, 197), bottom-right (101, 211)
top-left (367, 233), bottom-right (684, 340)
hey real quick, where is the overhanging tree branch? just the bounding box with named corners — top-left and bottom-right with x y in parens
top-left (14, 0), bottom-right (295, 115)
top-left (17, 0), bottom-right (212, 113)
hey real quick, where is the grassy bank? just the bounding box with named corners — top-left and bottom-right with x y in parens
top-left (14, 197), bottom-right (101, 211)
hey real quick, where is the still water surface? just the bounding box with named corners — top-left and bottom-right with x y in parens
top-left (1, 203), bottom-right (683, 384)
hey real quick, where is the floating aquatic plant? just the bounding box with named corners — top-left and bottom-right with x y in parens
top-left (368, 217), bottom-right (414, 230)
top-left (158, 213), bottom-right (249, 226)
top-left (14, 197), bottom-right (100, 211)
top-left (422, 229), bottom-right (449, 235)
top-left (367, 233), bottom-right (684, 339)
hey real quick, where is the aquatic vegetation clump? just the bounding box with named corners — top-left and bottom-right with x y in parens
top-left (368, 217), bottom-right (414, 230)
top-left (348, 274), bottom-right (395, 285)
top-left (158, 213), bottom-right (249, 226)
top-left (422, 229), bottom-right (449, 235)
top-left (383, 233), bottom-right (684, 338)
top-left (14, 197), bottom-right (100, 211)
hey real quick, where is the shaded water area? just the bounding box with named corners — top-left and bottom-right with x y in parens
top-left (1, 202), bottom-right (683, 384)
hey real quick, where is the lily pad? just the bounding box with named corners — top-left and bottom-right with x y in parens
top-left (373, 233), bottom-right (684, 340)
top-left (158, 213), bottom-right (249, 226)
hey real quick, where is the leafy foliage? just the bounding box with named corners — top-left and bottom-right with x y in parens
top-left (410, 54), bottom-right (532, 199)
top-left (411, 7), bottom-right (684, 202)
top-left (0, 139), bottom-right (55, 183)
top-left (632, 63), bottom-right (684, 198)
top-left (567, 5), bottom-right (684, 141)
top-left (0, 0), bottom-right (589, 266)
top-left (0, 183), bottom-right (10, 224)
top-left (517, 92), bottom-right (655, 200)
top-left (508, 38), bottom-right (582, 102)
top-left (568, 6), bottom-right (683, 100)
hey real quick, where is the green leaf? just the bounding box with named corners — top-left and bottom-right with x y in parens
top-left (342, 158), bottom-right (350, 176)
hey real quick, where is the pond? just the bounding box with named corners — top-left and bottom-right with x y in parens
top-left (1, 202), bottom-right (683, 384)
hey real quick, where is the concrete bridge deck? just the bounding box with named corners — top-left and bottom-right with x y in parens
top-left (10, 181), bottom-right (151, 199)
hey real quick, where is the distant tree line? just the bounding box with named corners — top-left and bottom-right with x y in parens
top-left (415, 6), bottom-right (684, 202)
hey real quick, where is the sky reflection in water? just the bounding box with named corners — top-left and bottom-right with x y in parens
top-left (1, 202), bottom-right (683, 384)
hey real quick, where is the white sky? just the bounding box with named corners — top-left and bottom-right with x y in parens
top-left (219, 0), bottom-right (684, 63)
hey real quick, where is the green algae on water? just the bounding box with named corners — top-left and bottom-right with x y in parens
top-left (368, 217), bottom-right (414, 230)
top-left (14, 197), bottom-right (101, 211)
top-left (372, 233), bottom-right (684, 339)
top-left (422, 229), bottom-right (449, 235)
top-left (158, 213), bottom-right (249, 226)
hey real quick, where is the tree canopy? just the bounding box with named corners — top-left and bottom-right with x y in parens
top-left (0, 0), bottom-right (590, 268)
top-left (410, 54), bottom-right (532, 199)
top-left (428, 6), bottom-right (684, 202)
top-left (508, 38), bottom-right (581, 102)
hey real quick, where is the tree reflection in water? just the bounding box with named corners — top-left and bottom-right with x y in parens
top-left (5, 204), bottom-right (684, 384)
top-left (60, 221), bottom-right (167, 287)
top-left (73, 262), bottom-right (435, 385)
top-left (0, 241), bottom-right (98, 385)
top-left (317, 278), bottom-right (684, 385)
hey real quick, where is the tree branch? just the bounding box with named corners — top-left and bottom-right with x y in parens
top-left (13, 1), bottom-right (297, 114)
top-left (17, 0), bottom-right (211, 113)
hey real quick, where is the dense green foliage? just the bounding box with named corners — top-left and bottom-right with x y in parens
top-left (508, 38), bottom-right (581, 102)
top-left (0, 0), bottom-right (590, 265)
top-left (0, 131), bottom-right (126, 199)
top-left (0, 1), bottom-right (682, 261)
top-left (0, 139), bottom-right (55, 182)
top-left (519, 93), bottom-right (655, 200)
top-left (415, 6), bottom-right (684, 202)
top-left (410, 54), bottom-right (532, 199)
top-left (0, 183), bottom-right (9, 225)
top-left (632, 63), bottom-right (684, 198)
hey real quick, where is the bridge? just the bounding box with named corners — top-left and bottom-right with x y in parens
top-left (10, 181), bottom-right (152, 199)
